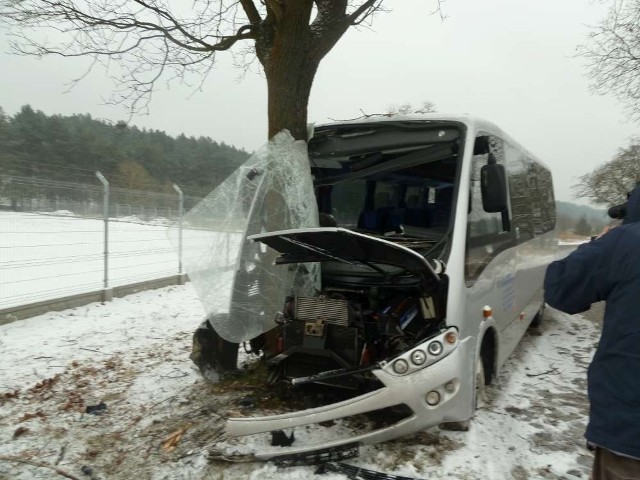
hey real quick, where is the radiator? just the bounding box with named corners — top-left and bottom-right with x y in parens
top-left (294, 296), bottom-right (349, 326)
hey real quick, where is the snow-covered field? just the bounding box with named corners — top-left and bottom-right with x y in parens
top-left (0, 284), bottom-right (599, 480)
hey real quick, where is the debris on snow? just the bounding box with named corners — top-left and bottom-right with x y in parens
top-left (271, 430), bottom-right (295, 447)
top-left (84, 403), bottom-right (107, 415)
top-left (162, 425), bottom-right (192, 452)
top-left (0, 285), bottom-right (601, 479)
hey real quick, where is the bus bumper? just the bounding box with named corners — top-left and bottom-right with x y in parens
top-left (225, 334), bottom-right (473, 461)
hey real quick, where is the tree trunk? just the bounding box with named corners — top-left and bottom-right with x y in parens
top-left (257, 1), bottom-right (322, 141)
top-left (265, 63), bottom-right (317, 141)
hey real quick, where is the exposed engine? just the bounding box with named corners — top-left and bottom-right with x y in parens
top-left (265, 286), bottom-right (444, 390)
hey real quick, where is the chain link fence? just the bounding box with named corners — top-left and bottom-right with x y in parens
top-left (0, 174), bottom-right (204, 312)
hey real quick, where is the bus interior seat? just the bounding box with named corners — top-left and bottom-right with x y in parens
top-left (357, 210), bottom-right (381, 230)
top-left (358, 192), bottom-right (437, 231)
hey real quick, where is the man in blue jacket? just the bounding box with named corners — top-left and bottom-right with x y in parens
top-left (544, 184), bottom-right (640, 479)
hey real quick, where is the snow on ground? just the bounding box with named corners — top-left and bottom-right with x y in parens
top-left (0, 284), bottom-right (600, 480)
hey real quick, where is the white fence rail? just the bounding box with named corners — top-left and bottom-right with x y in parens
top-left (0, 174), bottom-right (204, 312)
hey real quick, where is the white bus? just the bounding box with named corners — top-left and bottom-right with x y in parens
top-left (199, 115), bottom-right (557, 461)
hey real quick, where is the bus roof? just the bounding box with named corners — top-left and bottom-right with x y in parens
top-left (314, 114), bottom-right (549, 171)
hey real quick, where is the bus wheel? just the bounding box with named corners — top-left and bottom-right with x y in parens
top-left (440, 352), bottom-right (486, 432)
top-left (190, 319), bottom-right (240, 381)
top-left (475, 353), bottom-right (487, 410)
top-left (530, 303), bottom-right (545, 327)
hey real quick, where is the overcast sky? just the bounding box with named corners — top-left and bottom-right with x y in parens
top-left (0, 0), bottom-right (636, 204)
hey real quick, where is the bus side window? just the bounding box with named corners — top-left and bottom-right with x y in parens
top-left (505, 143), bottom-right (535, 243)
top-left (465, 135), bottom-right (514, 285)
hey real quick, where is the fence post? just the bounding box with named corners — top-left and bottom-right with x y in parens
top-left (173, 184), bottom-right (186, 285)
top-left (96, 172), bottom-right (113, 302)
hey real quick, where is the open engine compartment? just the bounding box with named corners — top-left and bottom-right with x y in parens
top-left (250, 225), bottom-right (449, 392)
top-left (266, 282), bottom-right (445, 390)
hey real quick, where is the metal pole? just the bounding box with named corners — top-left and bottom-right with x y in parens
top-left (173, 184), bottom-right (185, 284)
top-left (96, 172), bottom-right (112, 301)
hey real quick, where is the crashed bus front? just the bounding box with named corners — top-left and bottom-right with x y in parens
top-left (188, 115), bottom-right (556, 460)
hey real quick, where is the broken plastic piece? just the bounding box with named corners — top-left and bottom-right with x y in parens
top-left (318, 462), bottom-right (424, 480)
top-left (273, 442), bottom-right (360, 467)
top-left (85, 402), bottom-right (107, 415)
top-left (270, 429), bottom-right (295, 447)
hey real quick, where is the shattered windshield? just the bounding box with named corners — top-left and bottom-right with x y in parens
top-left (170, 132), bottom-right (319, 343)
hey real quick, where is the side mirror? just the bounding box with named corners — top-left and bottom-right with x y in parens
top-left (481, 155), bottom-right (508, 213)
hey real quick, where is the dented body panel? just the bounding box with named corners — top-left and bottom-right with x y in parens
top-left (228, 331), bottom-right (473, 461)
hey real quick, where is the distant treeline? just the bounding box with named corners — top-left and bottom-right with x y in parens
top-left (555, 200), bottom-right (609, 236)
top-left (0, 105), bottom-right (250, 196)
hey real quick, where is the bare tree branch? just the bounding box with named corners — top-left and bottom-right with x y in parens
top-left (0, 0), bottom-right (391, 139)
top-left (238, 0), bottom-right (262, 25)
top-left (0, 0), bottom-right (263, 116)
top-left (573, 137), bottom-right (640, 205)
top-left (330, 100), bottom-right (437, 122)
top-left (579, 0), bottom-right (640, 121)
top-left (131, 0), bottom-right (214, 50)
top-left (387, 100), bottom-right (437, 115)
top-left (347, 0), bottom-right (381, 24)
top-left (431, 0), bottom-right (447, 21)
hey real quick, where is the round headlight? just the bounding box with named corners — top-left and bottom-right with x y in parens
top-left (410, 349), bottom-right (427, 366)
top-left (427, 341), bottom-right (443, 356)
top-left (426, 390), bottom-right (441, 406)
top-left (392, 359), bottom-right (409, 374)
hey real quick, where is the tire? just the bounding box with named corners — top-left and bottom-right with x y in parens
top-left (475, 353), bottom-right (487, 410)
top-left (190, 319), bottom-right (240, 381)
top-left (441, 351), bottom-right (486, 432)
top-left (530, 302), bottom-right (545, 327)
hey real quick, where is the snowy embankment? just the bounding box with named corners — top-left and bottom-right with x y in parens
top-left (0, 284), bottom-right (598, 480)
